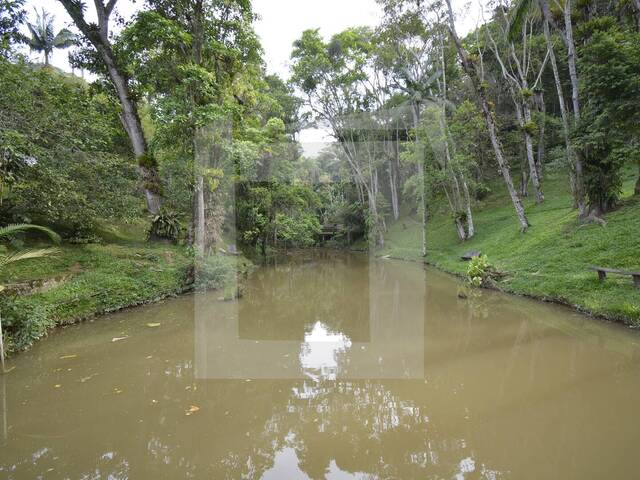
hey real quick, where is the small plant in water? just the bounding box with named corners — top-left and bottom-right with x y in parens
top-left (466, 255), bottom-right (492, 287)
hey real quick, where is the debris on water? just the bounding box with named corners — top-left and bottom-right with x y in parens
top-left (146, 323), bottom-right (161, 328)
top-left (59, 354), bottom-right (77, 359)
top-left (54, 384), bottom-right (61, 388)
top-left (79, 374), bottom-right (98, 383)
top-left (185, 405), bottom-right (200, 416)
top-left (112, 336), bottom-right (129, 342)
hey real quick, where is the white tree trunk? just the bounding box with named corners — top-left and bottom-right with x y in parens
top-left (522, 104), bottom-right (544, 204)
top-left (445, 0), bottom-right (529, 232)
top-left (195, 175), bottom-right (206, 256)
top-left (412, 102), bottom-right (428, 256)
top-left (462, 177), bottom-right (475, 238)
top-left (562, 1), bottom-right (587, 216)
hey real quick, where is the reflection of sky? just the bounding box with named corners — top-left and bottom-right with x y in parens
top-left (299, 322), bottom-right (352, 382)
top-left (261, 433), bottom-right (378, 480)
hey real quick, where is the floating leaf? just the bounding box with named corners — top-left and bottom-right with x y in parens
top-left (59, 355), bottom-right (77, 359)
top-left (146, 323), bottom-right (161, 328)
top-left (112, 336), bottom-right (129, 342)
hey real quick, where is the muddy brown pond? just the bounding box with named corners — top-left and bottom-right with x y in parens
top-left (1, 251), bottom-right (640, 479)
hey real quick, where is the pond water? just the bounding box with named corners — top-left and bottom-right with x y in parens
top-left (1, 251), bottom-right (640, 479)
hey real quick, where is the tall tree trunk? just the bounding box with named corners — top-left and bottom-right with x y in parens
top-left (543, 16), bottom-right (576, 204)
top-left (520, 154), bottom-right (529, 198)
top-left (562, 0), bottom-right (587, 216)
top-left (412, 101), bottom-right (428, 256)
top-left (195, 175), bottom-right (205, 256)
top-left (445, 0), bottom-right (529, 232)
top-left (534, 90), bottom-right (546, 182)
top-left (58, 0), bottom-right (161, 215)
top-left (461, 176), bottom-right (475, 239)
top-left (388, 161), bottom-right (400, 220)
top-left (521, 103), bottom-right (544, 204)
top-left (563, 0), bottom-right (580, 120)
top-left (540, 1), bottom-right (585, 215)
top-left (454, 218), bottom-right (467, 241)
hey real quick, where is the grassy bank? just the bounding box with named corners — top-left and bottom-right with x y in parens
top-left (376, 169), bottom-right (640, 325)
top-left (0, 223), bottom-right (252, 354)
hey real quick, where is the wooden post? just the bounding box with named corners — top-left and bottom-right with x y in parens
top-left (597, 270), bottom-right (607, 282)
top-left (633, 274), bottom-right (640, 289)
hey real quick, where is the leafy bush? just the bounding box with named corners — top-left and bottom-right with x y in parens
top-left (466, 255), bottom-right (492, 287)
top-left (195, 254), bottom-right (238, 292)
top-left (149, 209), bottom-right (181, 242)
top-left (0, 298), bottom-right (54, 352)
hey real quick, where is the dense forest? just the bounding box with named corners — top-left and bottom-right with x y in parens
top-left (1, 0), bottom-right (639, 353)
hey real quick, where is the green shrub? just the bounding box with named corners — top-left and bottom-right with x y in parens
top-left (466, 255), bottom-right (492, 287)
top-left (0, 298), bottom-right (54, 352)
top-left (195, 254), bottom-right (237, 292)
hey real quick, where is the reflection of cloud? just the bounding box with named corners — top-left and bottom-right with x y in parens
top-left (455, 457), bottom-right (476, 480)
top-left (300, 322), bottom-right (352, 381)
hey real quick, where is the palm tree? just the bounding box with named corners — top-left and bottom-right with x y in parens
top-left (0, 224), bottom-right (60, 373)
top-left (23, 8), bottom-right (76, 66)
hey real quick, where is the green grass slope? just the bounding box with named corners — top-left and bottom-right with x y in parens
top-left (379, 169), bottom-right (640, 325)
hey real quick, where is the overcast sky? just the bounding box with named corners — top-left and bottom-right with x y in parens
top-left (23, 0), bottom-right (481, 148)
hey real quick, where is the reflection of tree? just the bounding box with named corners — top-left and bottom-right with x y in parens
top-left (239, 250), bottom-right (370, 342)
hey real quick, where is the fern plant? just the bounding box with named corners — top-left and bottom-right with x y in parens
top-left (148, 210), bottom-right (181, 243)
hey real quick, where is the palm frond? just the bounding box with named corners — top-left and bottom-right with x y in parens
top-left (0, 224), bottom-right (61, 244)
top-left (26, 22), bottom-right (44, 50)
top-left (0, 248), bottom-right (60, 268)
top-left (52, 29), bottom-right (77, 49)
top-left (508, 0), bottom-right (536, 42)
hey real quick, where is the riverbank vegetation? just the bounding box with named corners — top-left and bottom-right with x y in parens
top-left (1, 0), bottom-right (639, 353)
top-left (377, 169), bottom-right (640, 323)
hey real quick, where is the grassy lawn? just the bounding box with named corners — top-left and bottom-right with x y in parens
top-left (377, 168), bottom-right (640, 325)
top-left (0, 225), bottom-right (193, 353)
top-left (0, 218), bottom-right (257, 354)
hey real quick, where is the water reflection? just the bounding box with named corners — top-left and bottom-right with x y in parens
top-left (195, 251), bottom-right (424, 380)
top-left (1, 251), bottom-right (640, 479)
top-left (300, 322), bottom-right (352, 382)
